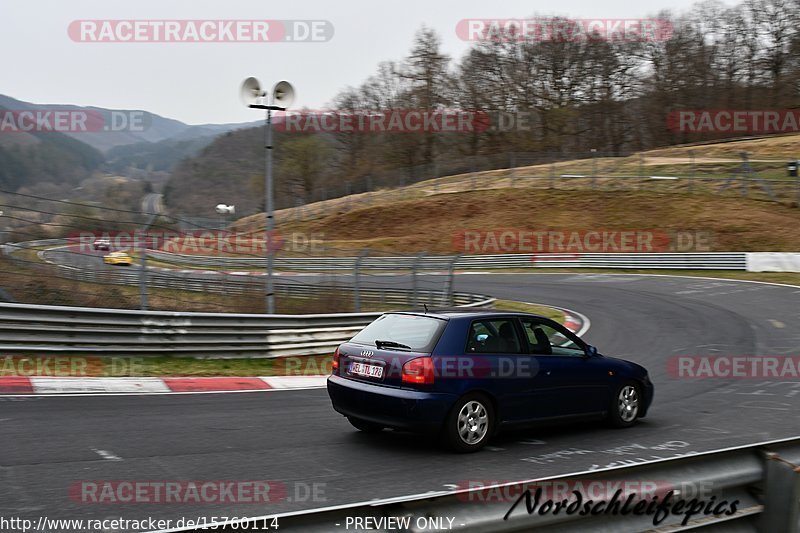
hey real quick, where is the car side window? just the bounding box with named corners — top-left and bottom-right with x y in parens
top-left (466, 318), bottom-right (522, 354)
top-left (520, 318), bottom-right (584, 357)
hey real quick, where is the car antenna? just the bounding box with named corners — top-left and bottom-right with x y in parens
top-left (423, 303), bottom-right (428, 313)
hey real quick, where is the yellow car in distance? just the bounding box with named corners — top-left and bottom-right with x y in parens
top-left (103, 251), bottom-right (133, 266)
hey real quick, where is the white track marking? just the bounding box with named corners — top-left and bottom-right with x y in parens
top-left (30, 377), bottom-right (170, 394)
top-left (261, 376), bottom-right (328, 389)
top-left (91, 447), bottom-right (122, 461)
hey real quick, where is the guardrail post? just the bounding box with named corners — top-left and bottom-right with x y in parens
top-left (796, 171), bottom-right (800, 206)
top-left (441, 254), bottom-right (461, 305)
top-left (760, 452), bottom-right (800, 533)
top-left (639, 152), bottom-right (644, 180)
top-left (412, 252), bottom-right (426, 307)
top-left (471, 159), bottom-right (477, 189)
top-left (138, 206), bottom-right (159, 310)
top-left (138, 229), bottom-right (149, 310)
top-left (353, 249), bottom-right (369, 313)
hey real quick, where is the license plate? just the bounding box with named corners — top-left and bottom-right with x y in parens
top-left (350, 362), bottom-right (384, 379)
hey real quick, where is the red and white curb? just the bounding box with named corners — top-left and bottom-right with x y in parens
top-left (0, 375), bottom-right (328, 396)
top-left (563, 313), bottom-right (583, 335)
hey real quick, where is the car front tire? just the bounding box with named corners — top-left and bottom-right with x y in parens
top-left (609, 382), bottom-right (641, 428)
top-left (443, 393), bottom-right (494, 453)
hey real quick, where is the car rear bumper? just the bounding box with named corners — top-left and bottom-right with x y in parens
top-left (327, 374), bottom-right (457, 432)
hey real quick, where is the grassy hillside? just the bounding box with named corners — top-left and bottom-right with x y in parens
top-left (218, 134), bottom-right (800, 255)
top-left (260, 188), bottom-right (800, 254)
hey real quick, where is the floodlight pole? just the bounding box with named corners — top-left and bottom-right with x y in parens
top-left (139, 213), bottom-right (157, 310)
top-left (250, 103), bottom-right (285, 314)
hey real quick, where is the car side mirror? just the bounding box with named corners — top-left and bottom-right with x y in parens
top-left (585, 345), bottom-right (598, 358)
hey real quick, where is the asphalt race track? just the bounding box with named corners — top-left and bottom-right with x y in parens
top-left (2, 272), bottom-right (800, 531)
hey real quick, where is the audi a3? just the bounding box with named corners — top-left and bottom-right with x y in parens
top-left (327, 310), bottom-right (654, 452)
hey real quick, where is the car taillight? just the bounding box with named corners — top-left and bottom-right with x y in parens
top-left (402, 357), bottom-right (434, 385)
top-left (332, 347), bottom-right (340, 374)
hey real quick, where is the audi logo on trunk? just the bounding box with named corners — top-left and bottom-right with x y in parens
top-left (360, 350), bottom-right (374, 357)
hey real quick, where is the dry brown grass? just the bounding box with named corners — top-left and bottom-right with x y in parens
top-left (223, 134), bottom-right (800, 256)
top-left (267, 188), bottom-right (800, 254)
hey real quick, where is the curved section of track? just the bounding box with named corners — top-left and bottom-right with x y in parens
top-left (2, 270), bottom-right (799, 530)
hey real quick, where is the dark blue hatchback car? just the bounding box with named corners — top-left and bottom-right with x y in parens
top-left (327, 310), bottom-right (653, 452)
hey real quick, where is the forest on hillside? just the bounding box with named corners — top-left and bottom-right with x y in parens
top-left (164, 0), bottom-right (800, 215)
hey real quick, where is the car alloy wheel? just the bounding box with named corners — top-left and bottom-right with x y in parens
top-left (618, 385), bottom-right (639, 423)
top-left (444, 394), bottom-right (494, 452)
top-left (457, 400), bottom-right (489, 445)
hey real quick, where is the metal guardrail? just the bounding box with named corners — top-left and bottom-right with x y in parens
top-left (0, 240), bottom-right (752, 271)
top-left (147, 250), bottom-right (749, 271)
top-left (2, 241), bottom-right (487, 309)
top-left (0, 297), bottom-right (495, 357)
top-left (167, 436), bottom-right (800, 532)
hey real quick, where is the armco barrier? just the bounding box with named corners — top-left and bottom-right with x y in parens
top-left (8, 242), bottom-right (800, 272)
top-left (166, 436), bottom-right (800, 532)
top-left (146, 250), bottom-right (751, 271)
top-left (0, 298), bottom-right (494, 357)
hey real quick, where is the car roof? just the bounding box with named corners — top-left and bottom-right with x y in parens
top-left (388, 308), bottom-right (550, 321)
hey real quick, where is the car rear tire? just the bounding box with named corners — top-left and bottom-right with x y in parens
top-left (442, 393), bottom-right (494, 453)
top-left (609, 382), bottom-right (641, 428)
top-left (347, 416), bottom-right (383, 433)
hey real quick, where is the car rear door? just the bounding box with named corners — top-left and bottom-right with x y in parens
top-left (463, 316), bottom-right (542, 423)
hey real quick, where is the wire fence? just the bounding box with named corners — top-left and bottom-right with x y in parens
top-left (256, 148), bottom-right (800, 223)
top-left (91, 147), bottom-right (800, 230)
top-left (2, 145), bottom-right (799, 313)
top-left (1, 236), bottom-right (472, 313)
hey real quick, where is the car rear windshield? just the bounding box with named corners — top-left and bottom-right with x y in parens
top-left (350, 313), bottom-right (447, 352)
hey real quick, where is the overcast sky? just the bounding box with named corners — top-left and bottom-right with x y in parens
top-left (2, 0), bottom-right (732, 125)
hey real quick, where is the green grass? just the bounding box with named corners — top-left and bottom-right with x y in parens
top-left (129, 354), bottom-right (334, 377)
top-left (493, 299), bottom-right (565, 321)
